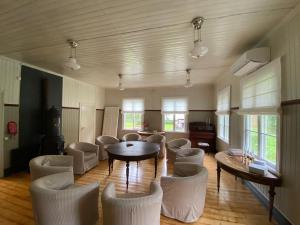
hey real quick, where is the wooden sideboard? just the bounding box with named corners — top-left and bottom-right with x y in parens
top-left (189, 122), bottom-right (216, 152)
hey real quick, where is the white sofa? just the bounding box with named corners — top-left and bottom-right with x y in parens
top-left (161, 162), bottom-right (208, 223)
top-left (96, 135), bottom-right (119, 160)
top-left (29, 155), bottom-right (73, 181)
top-left (65, 142), bottom-right (99, 174)
top-left (101, 182), bottom-right (163, 225)
top-left (30, 172), bottom-right (99, 225)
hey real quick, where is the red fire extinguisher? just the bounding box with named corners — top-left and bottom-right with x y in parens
top-left (7, 121), bottom-right (17, 136)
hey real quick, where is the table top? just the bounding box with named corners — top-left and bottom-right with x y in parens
top-left (107, 141), bottom-right (159, 158)
top-left (215, 152), bottom-right (281, 186)
top-left (137, 130), bottom-right (166, 136)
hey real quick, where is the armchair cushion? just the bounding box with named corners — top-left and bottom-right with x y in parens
top-left (96, 135), bottom-right (119, 160)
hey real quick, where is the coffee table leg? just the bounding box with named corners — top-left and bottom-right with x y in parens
top-left (217, 162), bottom-right (221, 192)
top-left (126, 161), bottom-right (129, 190)
top-left (154, 154), bottom-right (158, 178)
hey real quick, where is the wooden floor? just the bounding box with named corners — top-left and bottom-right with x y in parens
top-left (0, 155), bottom-right (276, 225)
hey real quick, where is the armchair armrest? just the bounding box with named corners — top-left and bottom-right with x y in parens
top-left (65, 148), bottom-right (85, 174)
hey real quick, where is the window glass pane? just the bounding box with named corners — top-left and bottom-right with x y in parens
top-left (124, 113), bottom-right (133, 129)
top-left (164, 114), bottom-right (174, 131)
top-left (245, 115), bottom-right (258, 156)
top-left (175, 113), bottom-right (185, 132)
top-left (133, 113), bottom-right (142, 130)
top-left (261, 115), bottom-right (277, 165)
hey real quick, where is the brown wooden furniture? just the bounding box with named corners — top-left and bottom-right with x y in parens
top-left (137, 130), bottom-right (166, 137)
top-left (189, 122), bottom-right (216, 153)
top-left (107, 141), bottom-right (159, 190)
top-left (215, 152), bottom-right (282, 221)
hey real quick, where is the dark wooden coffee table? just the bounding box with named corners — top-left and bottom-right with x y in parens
top-left (107, 141), bottom-right (160, 189)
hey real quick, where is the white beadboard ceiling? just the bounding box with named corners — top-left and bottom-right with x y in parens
top-left (0, 0), bottom-right (299, 88)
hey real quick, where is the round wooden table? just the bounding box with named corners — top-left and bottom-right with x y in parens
top-left (137, 130), bottom-right (166, 137)
top-left (107, 141), bottom-right (160, 190)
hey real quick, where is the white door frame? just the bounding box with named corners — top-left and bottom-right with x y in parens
top-left (0, 92), bottom-right (4, 177)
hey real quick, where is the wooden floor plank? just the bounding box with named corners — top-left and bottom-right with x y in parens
top-left (0, 155), bottom-right (276, 225)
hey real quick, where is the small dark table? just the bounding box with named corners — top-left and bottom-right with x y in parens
top-left (215, 152), bottom-right (282, 221)
top-left (107, 141), bottom-right (160, 189)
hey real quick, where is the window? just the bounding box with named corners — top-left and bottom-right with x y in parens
top-left (216, 86), bottom-right (231, 143)
top-left (162, 98), bottom-right (188, 132)
top-left (122, 99), bottom-right (144, 130)
top-left (244, 115), bottom-right (279, 169)
top-left (240, 58), bottom-right (281, 171)
top-left (218, 115), bottom-right (229, 143)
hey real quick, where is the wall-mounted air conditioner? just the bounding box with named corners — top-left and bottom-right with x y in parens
top-left (231, 47), bottom-right (270, 76)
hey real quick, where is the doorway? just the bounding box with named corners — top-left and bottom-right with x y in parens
top-left (0, 92), bottom-right (4, 177)
top-left (79, 103), bottom-right (96, 143)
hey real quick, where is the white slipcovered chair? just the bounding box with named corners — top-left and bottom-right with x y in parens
top-left (166, 138), bottom-right (191, 162)
top-left (65, 142), bottom-right (99, 174)
top-left (30, 172), bottom-right (99, 225)
top-left (122, 133), bottom-right (142, 141)
top-left (175, 148), bottom-right (205, 166)
top-left (101, 182), bottom-right (163, 225)
top-left (96, 135), bottom-right (119, 160)
top-left (146, 134), bottom-right (166, 158)
top-left (161, 162), bottom-right (208, 223)
top-left (29, 155), bottom-right (73, 181)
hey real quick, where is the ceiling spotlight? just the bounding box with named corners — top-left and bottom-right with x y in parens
top-left (64, 39), bottom-right (81, 70)
top-left (184, 69), bottom-right (192, 88)
top-left (190, 17), bottom-right (208, 59)
top-left (118, 74), bottom-right (125, 91)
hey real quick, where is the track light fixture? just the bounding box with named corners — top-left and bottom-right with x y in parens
top-left (190, 17), bottom-right (208, 59)
top-left (64, 39), bottom-right (81, 70)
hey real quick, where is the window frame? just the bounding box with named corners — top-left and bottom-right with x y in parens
top-left (243, 114), bottom-right (280, 172)
top-left (122, 98), bottom-right (144, 131)
top-left (217, 114), bottom-right (230, 143)
top-left (161, 97), bottom-right (188, 133)
top-left (122, 112), bottom-right (144, 131)
top-left (162, 112), bottom-right (187, 133)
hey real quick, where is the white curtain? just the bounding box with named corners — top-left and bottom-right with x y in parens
top-left (239, 58), bottom-right (281, 115)
top-left (216, 86), bottom-right (231, 115)
top-left (122, 99), bottom-right (144, 113)
top-left (162, 98), bottom-right (188, 113)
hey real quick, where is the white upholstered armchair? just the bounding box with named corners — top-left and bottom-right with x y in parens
top-left (175, 148), bottom-right (205, 166)
top-left (146, 134), bottom-right (166, 158)
top-left (101, 182), bottom-right (163, 225)
top-left (161, 162), bottom-right (208, 223)
top-left (96, 135), bottom-right (119, 160)
top-left (122, 133), bottom-right (142, 141)
top-left (29, 155), bottom-right (73, 181)
top-left (65, 142), bottom-right (99, 174)
top-left (166, 138), bottom-right (191, 162)
top-left (30, 172), bottom-right (99, 225)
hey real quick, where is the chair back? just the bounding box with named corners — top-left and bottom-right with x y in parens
top-left (122, 133), bottom-right (142, 141)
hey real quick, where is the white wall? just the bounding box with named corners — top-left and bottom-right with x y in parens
top-left (63, 76), bottom-right (105, 109)
top-left (213, 4), bottom-right (300, 224)
top-left (105, 84), bottom-right (215, 110)
top-left (105, 85), bottom-right (215, 140)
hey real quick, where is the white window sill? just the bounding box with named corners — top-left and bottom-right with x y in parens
top-left (217, 136), bottom-right (229, 144)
